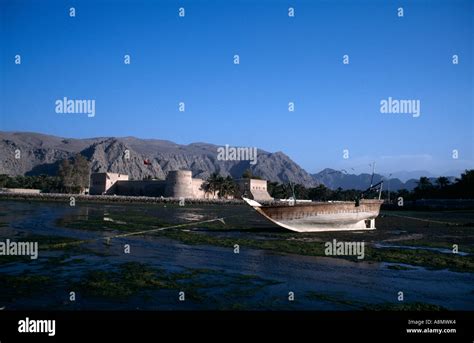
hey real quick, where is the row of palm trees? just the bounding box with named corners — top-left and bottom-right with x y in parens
top-left (416, 176), bottom-right (450, 190)
top-left (203, 173), bottom-right (238, 199)
top-left (412, 171), bottom-right (473, 199)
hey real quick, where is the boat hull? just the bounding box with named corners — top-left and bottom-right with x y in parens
top-left (245, 198), bottom-right (383, 232)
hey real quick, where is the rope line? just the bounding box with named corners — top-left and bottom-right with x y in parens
top-left (384, 213), bottom-right (460, 226)
top-left (44, 217), bottom-right (228, 250)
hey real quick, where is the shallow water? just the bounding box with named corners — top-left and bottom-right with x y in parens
top-left (0, 200), bottom-right (473, 310)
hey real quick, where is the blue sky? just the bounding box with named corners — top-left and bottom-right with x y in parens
top-left (1, 0), bottom-right (472, 175)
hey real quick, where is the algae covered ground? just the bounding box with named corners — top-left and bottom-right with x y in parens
top-left (55, 204), bottom-right (474, 273)
top-left (0, 199), bottom-right (473, 310)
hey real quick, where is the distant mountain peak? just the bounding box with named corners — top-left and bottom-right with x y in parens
top-left (312, 169), bottom-right (417, 191)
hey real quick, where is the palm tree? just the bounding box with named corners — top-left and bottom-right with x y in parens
top-left (453, 170), bottom-right (474, 198)
top-left (219, 176), bottom-right (237, 199)
top-left (435, 176), bottom-right (450, 189)
top-left (308, 184), bottom-right (331, 201)
top-left (414, 176), bottom-right (433, 199)
top-left (416, 177), bottom-right (433, 191)
top-left (455, 170), bottom-right (474, 186)
top-left (204, 172), bottom-right (223, 198)
top-left (242, 169), bottom-right (252, 179)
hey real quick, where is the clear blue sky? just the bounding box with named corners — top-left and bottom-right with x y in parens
top-left (1, 0), bottom-right (472, 175)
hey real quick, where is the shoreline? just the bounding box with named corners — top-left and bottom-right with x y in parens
top-left (0, 192), bottom-right (245, 205)
top-left (2, 192), bottom-right (474, 210)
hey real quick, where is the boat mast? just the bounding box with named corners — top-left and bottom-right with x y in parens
top-left (370, 162), bottom-right (376, 188)
top-left (290, 182), bottom-right (296, 201)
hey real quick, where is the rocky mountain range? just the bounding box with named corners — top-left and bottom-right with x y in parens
top-left (311, 168), bottom-right (459, 191)
top-left (311, 168), bottom-right (418, 191)
top-left (0, 131), bottom-right (317, 186)
top-left (1, 132), bottom-right (454, 191)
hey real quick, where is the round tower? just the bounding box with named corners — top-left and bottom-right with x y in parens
top-left (164, 170), bottom-right (194, 198)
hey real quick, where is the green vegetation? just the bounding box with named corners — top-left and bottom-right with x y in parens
top-left (270, 169), bottom-right (474, 201)
top-left (0, 174), bottom-right (62, 192)
top-left (221, 275), bottom-right (281, 298)
top-left (241, 169), bottom-right (261, 180)
top-left (0, 273), bottom-right (52, 302)
top-left (77, 262), bottom-right (177, 298)
top-left (391, 240), bottom-right (474, 254)
top-left (55, 208), bottom-right (175, 233)
top-left (1, 200), bottom-right (472, 310)
top-left (304, 291), bottom-right (447, 311)
top-left (22, 234), bottom-right (84, 251)
top-left (76, 262), bottom-right (278, 302)
top-left (58, 154), bottom-right (90, 193)
top-left (364, 247), bottom-right (474, 273)
top-left (0, 153), bottom-right (91, 193)
top-left (407, 171), bottom-right (474, 199)
top-left (305, 291), bottom-right (360, 307)
top-left (202, 173), bottom-right (237, 199)
top-left (54, 206), bottom-right (474, 273)
top-left (159, 229), bottom-right (474, 272)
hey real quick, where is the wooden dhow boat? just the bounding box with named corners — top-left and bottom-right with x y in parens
top-left (243, 181), bottom-right (384, 233)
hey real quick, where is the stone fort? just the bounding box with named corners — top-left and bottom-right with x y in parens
top-left (89, 170), bottom-right (273, 201)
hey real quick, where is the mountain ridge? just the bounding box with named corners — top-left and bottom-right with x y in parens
top-left (0, 131), bottom-right (317, 186)
top-left (311, 168), bottom-right (459, 191)
top-left (1, 132), bottom-right (457, 190)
